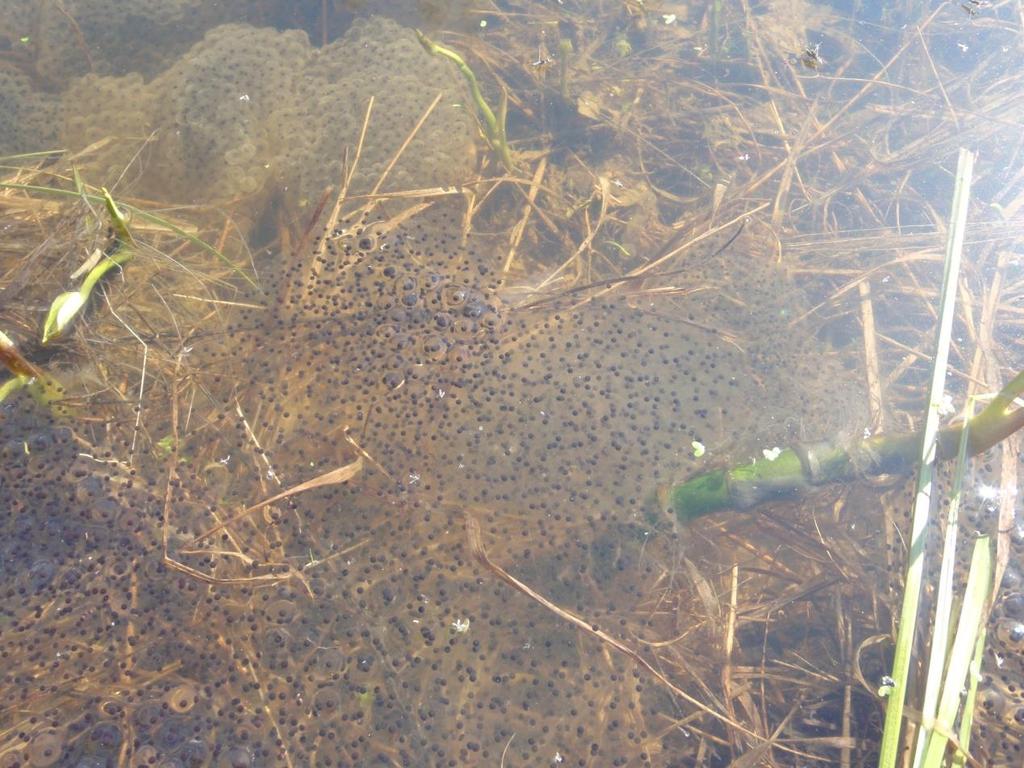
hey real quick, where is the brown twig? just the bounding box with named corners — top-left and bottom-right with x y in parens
top-left (369, 92), bottom-right (443, 199)
top-left (859, 279), bottom-right (884, 432)
top-left (502, 155), bottom-right (547, 276)
top-left (189, 457), bottom-right (362, 545)
top-left (53, 1), bottom-right (95, 73)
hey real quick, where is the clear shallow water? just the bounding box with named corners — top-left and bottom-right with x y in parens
top-left (1, 1), bottom-right (1023, 765)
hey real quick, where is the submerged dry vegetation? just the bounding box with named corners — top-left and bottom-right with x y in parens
top-left (1, 0), bottom-right (1024, 766)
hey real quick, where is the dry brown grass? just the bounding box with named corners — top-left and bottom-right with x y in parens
top-left (2, 1), bottom-right (1023, 764)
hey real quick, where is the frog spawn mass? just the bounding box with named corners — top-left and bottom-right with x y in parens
top-left (1, 16), bottom-right (1021, 768)
top-left (55, 18), bottom-right (477, 206)
top-left (969, 482), bottom-right (1024, 766)
top-left (2, 193), bottom-right (860, 765)
top-left (203, 203), bottom-right (839, 546)
top-left (9, 233), bottom-right (1021, 766)
top-left (0, 0), bottom-right (280, 84)
top-left (0, 1), bottom-right (484, 88)
top-left (2, 16), bottom-right (476, 199)
top-left (189, 205), bottom-right (858, 760)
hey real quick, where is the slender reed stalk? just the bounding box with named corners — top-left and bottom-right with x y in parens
top-left (878, 147), bottom-right (974, 768)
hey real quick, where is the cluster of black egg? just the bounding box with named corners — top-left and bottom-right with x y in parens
top-left (51, 17), bottom-right (477, 208)
top-left (127, 198), bottom-right (857, 764)
top-left (1, 11), bottom-right (913, 764)
top-left (2, 177), bottom-right (943, 766)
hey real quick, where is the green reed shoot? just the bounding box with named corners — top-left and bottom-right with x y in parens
top-left (0, 180), bottom-right (254, 288)
top-left (41, 188), bottom-right (135, 345)
top-left (416, 30), bottom-right (515, 171)
top-left (878, 147), bottom-right (974, 768)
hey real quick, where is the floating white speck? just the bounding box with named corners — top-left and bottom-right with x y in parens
top-left (663, 14), bottom-right (677, 24)
top-left (451, 618), bottom-right (470, 633)
top-left (239, 93), bottom-right (250, 102)
top-left (762, 446), bottom-right (782, 461)
top-left (877, 675), bottom-right (896, 697)
top-left (937, 393), bottom-right (956, 417)
top-left (479, 19), bottom-right (487, 28)
top-left (977, 484), bottom-right (1001, 502)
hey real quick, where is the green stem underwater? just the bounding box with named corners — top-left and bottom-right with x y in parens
top-left (658, 370), bottom-right (1024, 523)
top-left (415, 29), bottom-right (514, 171)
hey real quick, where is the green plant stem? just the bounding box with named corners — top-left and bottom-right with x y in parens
top-left (0, 375), bottom-right (30, 403)
top-left (416, 30), bottom-right (514, 171)
top-left (878, 146), bottom-right (973, 768)
top-left (659, 368), bottom-right (1024, 523)
top-left (558, 38), bottom-right (573, 101)
top-left (709, 0), bottom-right (722, 59)
top-left (102, 186), bottom-right (134, 244)
top-left (922, 536), bottom-right (992, 765)
top-left (954, 622), bottom-right (987, 767)
top-left (913, 392), bottom-right (974, 765)
top-left (41, 235), bottom-right (133, 345)
top-left (84, 249), bottom-right (132, 294)
top-left (0, 181), bottom-right (255, 288)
